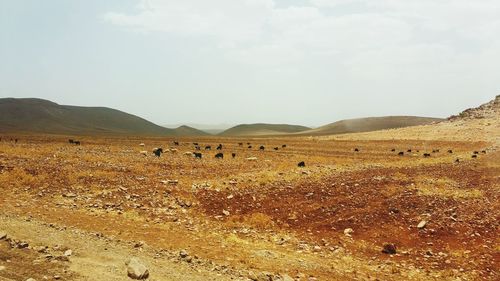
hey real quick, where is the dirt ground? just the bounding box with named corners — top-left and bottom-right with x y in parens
top-left (0, 113), bottom-right (499, 280)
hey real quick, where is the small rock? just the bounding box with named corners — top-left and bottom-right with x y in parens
top-left (0, 232), bottom-right (6, 240)
top-left (179, 249), bottom-right (189, 259)
top-left (125, 258), bottom-right (149, 280)
top-left (63, 193), bottom-right (77, 198)
top-left (281, 274), bottom-right (294, 281)
top-left (64, 250), bottom-right (72, 257)
top-left (382, 243), bottom-right (397, 254)
top-left (222, 210), bottom-right (230, 216)
top-left (26, 278), bottom-right (37, 281)
top-left (0, 265), bottom-right (6, 271)
top-left (417, 220), bottom-right (427, 229)
top-left (343, 228), bottom-right (354, 237)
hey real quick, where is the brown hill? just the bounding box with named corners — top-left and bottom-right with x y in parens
top-left (298, 116), bottom-right (443, 136)
top-left (218, 123), bottom-right (311, 137)
top-left (0, 98), bottom-right (175, 136)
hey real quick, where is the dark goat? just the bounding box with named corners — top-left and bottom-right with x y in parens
top-left (153, 148), bottom-right (163, 157)
top-left (282, 144), bottom-right (287, 148)
top-left (274, 147), bottom-right (279, 151)
top-left (354, 148), bottom-right (359, 152)
top-left (259, 146), bottom-right (265, 151)
top-left (297, 161), bottom-right (305, 167)
top-left (205, 145), bottom-right (211, 150)
top-left (448, 150), bottom-right (453, 153)
top-left (216, 144), bottom-right (223, 150)
top-left (173, 141), bottom-right (179, 146)
top-left (423, 153), bottom-right (431, 157)
top-left (231, 153), bottom-right (236, 158)
top-left (215, 153), bottom-right (224, 159)
top-left (193, 152), bottom-right (202, 159)
top-left (398, 152), bottom-right (404, 156)
top-left (248, 145), bottom-right (253, 149)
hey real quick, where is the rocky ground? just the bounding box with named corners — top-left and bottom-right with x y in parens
top-left (0, 97), bottom-right (498, 281)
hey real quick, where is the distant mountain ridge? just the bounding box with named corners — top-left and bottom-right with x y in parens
top-left (0, 98), bottom-right (445, 137)
top-left (0, 98), bottom-right (207, 136)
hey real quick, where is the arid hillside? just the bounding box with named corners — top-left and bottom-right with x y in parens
top-left (219, 123), bottom-right (311, 136)
top-left (298, 116), bottom-right (443, 136)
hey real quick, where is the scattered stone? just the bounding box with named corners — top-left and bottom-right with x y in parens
top-left (0, 265), bottom-right (6, 271)
top-left (281, 274), bottom-right (294, 281)
top-left (63, 193), bottom-right (77, 198)
top-left (64, 249), bottom-right (72, 257)
top-left (382, 243), bottom-right (397, 254)
top-left (222, 210), bottom-right (230, 216)
top-left (125, 258), bottom-right (149, 280)
top-left (26, 278), bottom-right (37, 281)
top-left (344, 228), bottom-right (354, 237)
top-left (179, 249), bottom-right (189, 259)
top-left (417, 220), bottom-right (427, 229)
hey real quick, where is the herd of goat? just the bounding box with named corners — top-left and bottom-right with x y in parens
top-left (64, 139), bottom-right (490, 166)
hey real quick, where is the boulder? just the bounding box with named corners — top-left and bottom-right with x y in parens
top-left (125, 258), bottom-right (149, 280)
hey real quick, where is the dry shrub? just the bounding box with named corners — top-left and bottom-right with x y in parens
top-left (241, 212), bottom-right (275, 230)
top-left (0, 167), bottom-right (39, 188)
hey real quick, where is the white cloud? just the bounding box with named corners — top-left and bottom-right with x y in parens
top-left (104, 0), bottom-right (500, 71)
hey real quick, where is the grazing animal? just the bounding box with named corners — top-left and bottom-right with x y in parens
top-left (354, 148), bottom-right (359, 152)
top-left (140, 151), bottom-right (148, 156)
top-left (248, 145), bottom-right (252, 149)
top-left (473, 151), bottom-right (479, 154)
top-left (195, 146), bottom-right (201, 150)
top-left (472, 154), bottom-right (477, 158)
top-left (169, 148), bottom-right (178, 153)
top-left (297, 161), bottom-right (305, 167)
top-left (448, 150), bottom-right (453, 153)
top-left (282, 144), bottom-right (287, 148)
top-left (259, 146), bottom-right (265, 151)
top-left (193, 152), bottom-right (202, 159)
top-left (139, 143), bottom-right (145, 147)
top-left (215, 152), bottom-right (224, 159)
top-left (231, 153), bottom-right (236, 158)
top-left (455, 158), bottom-right (460, 163)
top-left (398, 152), bottom-right (404, 156)
top-left (173, 141), bottom-right (179, 146)
top-left (274, 147), bottom-right (279, 151)
top-left (68, 139), bottom-right (74, 144)
top-left (238, 143), bottom-right (243, 146)
top-left (391, 148), bottom-right (396, 152)
top-left (74, 141), bottom-right (81, 145)
top-left (481, 150), bottom-right (486, 154)
top-left (205, 145), bottom-right (211, 150)
top-left (216, 144), bottom-right (223, 150)
top-left (423, 153), bottom-right (431, 157)
top-left (153, 148), bottom-right (163, 157)
top-left (193, 142), bottom-right (199, 146)
top-left (432, 149), bottom-right (439, 153)
top-left (407, 149), bottom-right (412, 153)
top-left (247, 142), bottom-right (251, 145)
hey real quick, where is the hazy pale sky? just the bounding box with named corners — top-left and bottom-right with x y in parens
top-left (1, 0), bottom-right (499, 126)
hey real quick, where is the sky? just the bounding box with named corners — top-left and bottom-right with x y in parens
top-left (1, 0), bottom-right (499, 127)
